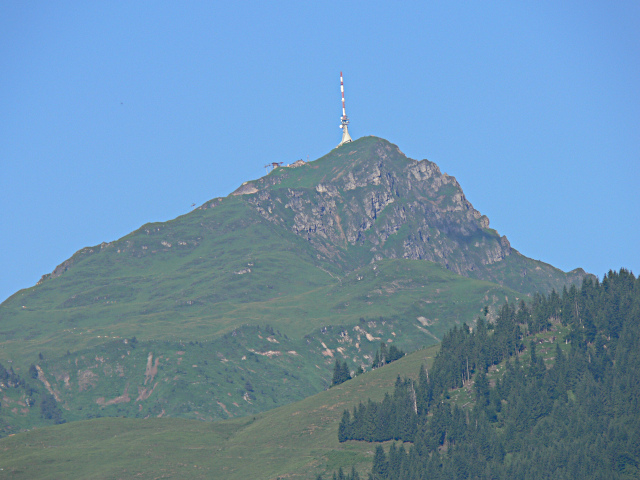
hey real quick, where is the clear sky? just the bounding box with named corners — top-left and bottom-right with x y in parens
top-left (1, 2), bottom-right (638, 303)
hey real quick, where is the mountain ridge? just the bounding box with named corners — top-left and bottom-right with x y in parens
top-left (32, 136), bottom-right (588, 296)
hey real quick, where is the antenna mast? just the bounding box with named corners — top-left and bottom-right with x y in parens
top-left (337, 71), bottom-right (353, 147)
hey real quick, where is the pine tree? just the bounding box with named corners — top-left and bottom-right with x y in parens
top-left (350, 465), bottom-right (360, 480)
top-left (332, 359), bottom-right (342, 386)
top-left (341, 361), bottom-right (351, 383)
top-left (371, 445), bottom-right (388, 479)
top-left (332, 359), bottom-right (351, 386)
top-left (338, 409), bottom-right (352, 442)
top-left (475, 370), bottom-right (490, 407)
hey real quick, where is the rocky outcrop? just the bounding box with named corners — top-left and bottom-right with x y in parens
top-left (244, 137), bottom-right (512, 277)
top-left (232, 182), bottom-right (259, 196)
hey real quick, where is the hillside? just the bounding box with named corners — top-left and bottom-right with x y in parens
top-left (0, 346), bottom-right (438, 479)
top-left (2, 271), bottom-right (636, 480)
top-left (334, 270), bottom-right (640, 480)
top-left (0, 136), bottom-right (590, 432)
top-left (0, 260), bottom-right (522, 434)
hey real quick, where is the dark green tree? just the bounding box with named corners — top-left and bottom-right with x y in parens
top-left (338, 409), bottom-right (352, 442)
top-left (371, 445), bottom-right (388, 479)
top-left (40, 392), bottom-right (64, 424)
top-left (332, 359), bottom-right (351, 386)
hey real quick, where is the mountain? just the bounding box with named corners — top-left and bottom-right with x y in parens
top-left (0, 136), bottom-right (590, 432)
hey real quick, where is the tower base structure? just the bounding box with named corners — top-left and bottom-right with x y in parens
top-left (338, 124), bottom-right (352, 147)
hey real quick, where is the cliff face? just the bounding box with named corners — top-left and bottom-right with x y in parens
top-left (241, 137), bottom-right (509, 275)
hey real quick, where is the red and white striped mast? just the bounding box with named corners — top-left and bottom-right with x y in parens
top-left (338, 71), bottom-right (353, 147)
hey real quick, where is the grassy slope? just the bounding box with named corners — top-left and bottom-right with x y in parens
top-left (0, 252), bottom-right (522, 367)
top-left (0, 346), bottom-right (438, 480)
top-left (0, 197), bottom-right (328, 363)
top-left (0, 262), bottom-right (521, 436)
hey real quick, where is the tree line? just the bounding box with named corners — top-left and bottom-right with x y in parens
top-left (332, 342), bottom-right (405, 387)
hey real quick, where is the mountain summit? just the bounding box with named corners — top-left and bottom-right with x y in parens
top-left (231, 136), bottom-right (584, 293)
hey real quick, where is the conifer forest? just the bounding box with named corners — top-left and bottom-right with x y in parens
top-left (324, 269), bottom-right (640, 480)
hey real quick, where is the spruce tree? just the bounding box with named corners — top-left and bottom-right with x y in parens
top-left (371, 445), bottom-right (388, 479)
top-left (332, 359), bottom-right (350, 386)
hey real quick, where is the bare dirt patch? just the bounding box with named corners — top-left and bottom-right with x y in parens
top-left (217, 400), bottom-right (232, 417)
top-left (144, 353), bottom-right (161, 385)
top-left (36, 366), bottom-right (62, 401)
top-left (136, 382), bottom-right (158, 402)
top-left (78, 368), bottom-right (98, 392)
top-left (96, 383), bottom-right (131, 406)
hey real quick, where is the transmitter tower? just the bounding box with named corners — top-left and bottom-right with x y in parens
top-left (337, 71), bottom-right (353, 147)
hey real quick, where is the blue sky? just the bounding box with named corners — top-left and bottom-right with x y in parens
top-left (1, 2), bottom-right (638, 303)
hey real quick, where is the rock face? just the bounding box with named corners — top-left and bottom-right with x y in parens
top-left (243, 136), bottom-right (512, 279)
